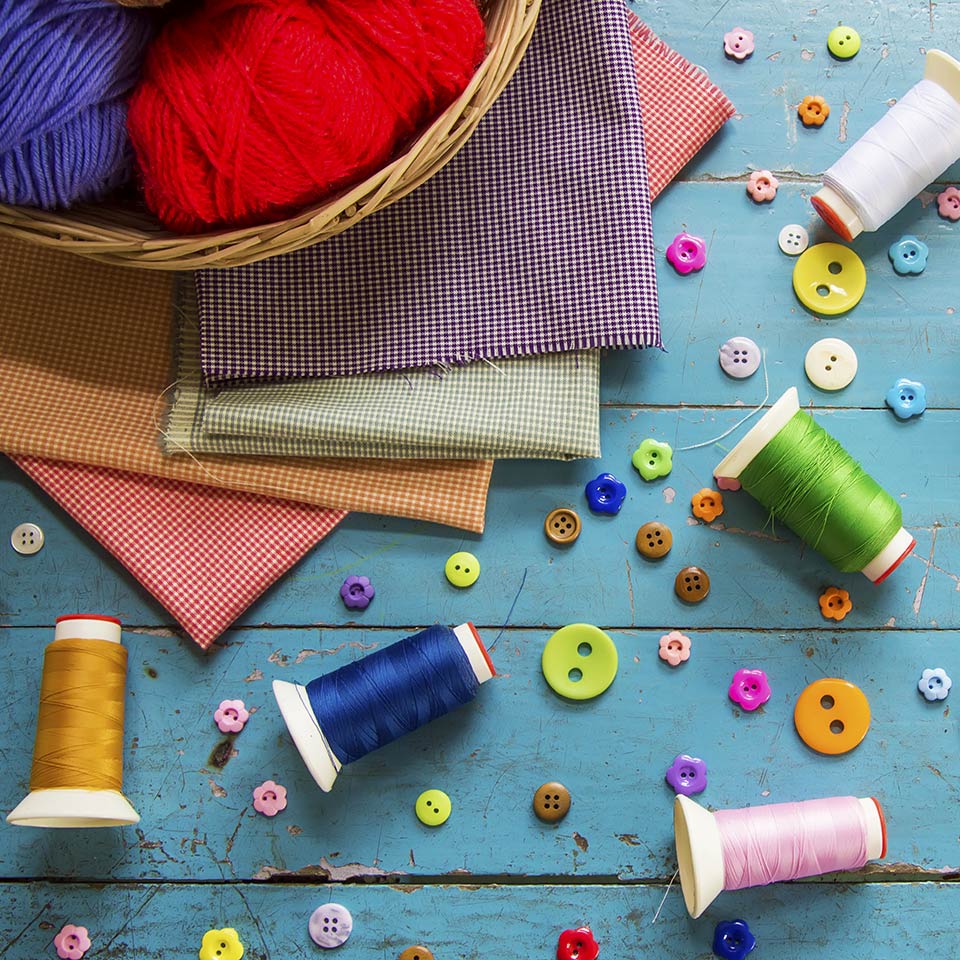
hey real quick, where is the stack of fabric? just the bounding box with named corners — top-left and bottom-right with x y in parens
top-left (0, 1), bottom-right (733, 649)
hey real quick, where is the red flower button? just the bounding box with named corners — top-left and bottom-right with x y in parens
top-left (557, 927), bottom-right (599, 960)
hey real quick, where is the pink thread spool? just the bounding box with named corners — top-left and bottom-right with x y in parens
top-left (674, 795), bottom-right (887, 918)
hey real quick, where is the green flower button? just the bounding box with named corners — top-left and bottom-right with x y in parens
top-left (541, 623), bottom-right (618, 701)
top-left (632, 438), bottom-right (673, 481)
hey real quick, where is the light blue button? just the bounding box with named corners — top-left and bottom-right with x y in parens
top-left (885, 378), bottom-right (926, 419)
top-left (888, 235), bottom-right (928, 275)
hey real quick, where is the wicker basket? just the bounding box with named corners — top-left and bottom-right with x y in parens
top-left (0, 0), bottom-right (540, 269)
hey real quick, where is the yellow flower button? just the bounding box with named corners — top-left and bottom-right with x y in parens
top-left (199, 928), bottom-right (244, 960)
top-left (444, 551), bottom-right (480, 588)
top-left (827, 25), bottom-right (860, 59)
top-left (415, 789), bottom-right (451, 826)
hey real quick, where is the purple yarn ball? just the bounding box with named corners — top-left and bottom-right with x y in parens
top-left (0, 0), bottom-right (154, 208)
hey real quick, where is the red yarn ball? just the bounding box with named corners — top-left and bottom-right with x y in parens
top-left (127, 0), bottom-right (486, 232)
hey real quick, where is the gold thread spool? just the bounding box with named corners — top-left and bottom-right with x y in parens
top-left (7, 615), bottom-right (140, 828)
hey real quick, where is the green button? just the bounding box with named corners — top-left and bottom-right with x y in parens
top-left (541, 623), bottom-right (618, 700)
top-left (827, 25), bottom-right (860, 59)
top-left (632, 438), bottom-right (673, 481)
top-left (415, 789), bottom-right (451, 826)
top-left (445, 551), bottom-right (480, 588)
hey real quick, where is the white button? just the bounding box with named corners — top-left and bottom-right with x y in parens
top-left (309, 903), bottom-right (353, 948)
top-left (778, 224), bottom-right (809, 256)
top-left (804, 338), bottom-right (858, 390)
top-left (11, 523), bottom-right (44, 556)
top-left (718, 336), bottom-right (761, 379)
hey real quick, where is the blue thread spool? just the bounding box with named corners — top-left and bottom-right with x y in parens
top-left (273, 623), bottom-right (495, 791)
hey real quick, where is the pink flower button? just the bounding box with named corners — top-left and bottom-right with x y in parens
top-left (659, 631), bottom-right (692, 667)
top-left (724, 27), bottom-right (755, 60)
top-left (729, 668), bottom-right (771, 711)
top-left (54, 925), bottom-right (91, 960)
top-left (937, 186), bottom-right (960, 221)
top-left (666, 232), bottom-right (707, 275)
top-left (746, 170), bottom-right (778, 203)
top-left (214, 699), bottom-right (249, 734)
top-left (253, 779), bottom-right (287, 817)
top-left (715, 476), bottom-right (742, 491)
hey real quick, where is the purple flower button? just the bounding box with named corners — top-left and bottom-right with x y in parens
top-left (666, 232), bottom-right (707, 275)
top-left (665, 754), bottom-right (708, 796)
top-left (340, 575), bottom-right (375, 610)
top-left (729, 668), bottom-right (771, 711)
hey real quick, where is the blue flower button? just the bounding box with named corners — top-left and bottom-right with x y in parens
top-left (665, 754), bottom-right (707, 796)
top-left (888, 235), bottom-right (928, 275)
top-left (584, 473), bottom-right (627, 515)
top-left (885, 378), bottom-right (926, 419)
top-left (713, 920), bottom-right (757, 960)
top-left (918, 667), bottom-right (952, 702)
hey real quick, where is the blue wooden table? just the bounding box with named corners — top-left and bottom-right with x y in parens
top-left (2, 1), bottom-right (960, 957)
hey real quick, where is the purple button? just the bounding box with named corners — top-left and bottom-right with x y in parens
top-left (719, 337), bottom-right (761, 379)
top-left (729, 668), bottom-right (771, 711)
top-left (340, 575), bottom-right (375, 610)
top-left (666, 233), bottom-right (707, 275)
top-left (665, 754), bottom-right (708, 796)
top-left (309, 903), bottom-right (353, 948)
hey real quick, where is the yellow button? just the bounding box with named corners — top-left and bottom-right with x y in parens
top-left (827, 25), bottom-right (860, 59)
top-left (792, 243), bottom-right (866, 316)
top-left (415, 789), bottom-right (451, 826)
top-left (444, 551), bottom-right (480, 588)
top-left (794, 677), bottom-right (871, 755)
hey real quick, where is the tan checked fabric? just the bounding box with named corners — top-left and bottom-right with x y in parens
top-left (0, 239), bottom-right (491, 531)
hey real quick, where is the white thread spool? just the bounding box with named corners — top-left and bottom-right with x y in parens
top-left (813, 49), bottom-right (960, 240)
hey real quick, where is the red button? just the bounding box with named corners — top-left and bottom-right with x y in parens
top-left (557, 927), bottom-right (599, 960)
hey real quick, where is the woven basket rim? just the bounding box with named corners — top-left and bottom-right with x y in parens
top-left (0, 0), bottom-right (541, 270)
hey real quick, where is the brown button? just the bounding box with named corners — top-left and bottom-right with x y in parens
top-left (544, 508), bottom-right (581, 545)
top-left (675, 566), bottom-right (710, 603)
top-left (399, 948), bottom-right (434, 960)
top-left (635, 521), bottom-right (672, 559)
top-left (533, 781), bottom-right (571, 822)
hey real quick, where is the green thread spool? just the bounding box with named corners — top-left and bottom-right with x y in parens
top-left (715, 388), bottom-right (915, 582)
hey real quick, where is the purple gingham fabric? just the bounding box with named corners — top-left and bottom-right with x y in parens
top-left (196, 0), bottom-right (660, 383)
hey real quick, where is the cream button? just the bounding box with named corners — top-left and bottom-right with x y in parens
top-left (778, 223), bottom-right (809, 256)
top-left (10, 522), bottom-right (44, 555)
top-left (804, 337), bottom-right (858, 390)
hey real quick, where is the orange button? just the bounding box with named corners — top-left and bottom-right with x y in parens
top-left (794, 678), bottom-right (870, 755)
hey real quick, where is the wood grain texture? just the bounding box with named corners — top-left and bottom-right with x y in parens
top-left (2, 0), bottom-right (960, 954)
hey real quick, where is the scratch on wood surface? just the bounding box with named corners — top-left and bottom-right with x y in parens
top-left (208, 778), bottom-right (227, 798)
top-left (912, 526), bottom-right (939, 614)
top-left (708, 521), bottom-right (789, 543)
top-left (801, 47), bottom-right (815, 60)
top-left (0, 899), bottom-right (52, 958)
top-left (662, 486), bottom-right (676, 504)
top-left (127, 626), bottom-right (178, 638)
top-left (927, 764), bottom-right (958, 792)
top-left (253, 857), bottom-right (401, 882)
top-left (243, 668), bottom-right (264, 682)
top-left (625, 558), bottom-right (635, 625)
top-left (573, 832), bottom-right (589, 852)
top-left (837, 100), bottom-right (851, 142)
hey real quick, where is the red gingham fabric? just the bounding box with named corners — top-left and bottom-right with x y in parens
top-left (627, 13), bottom-right (737, 199)
top-left (12, 456), bottom-right (346, 650)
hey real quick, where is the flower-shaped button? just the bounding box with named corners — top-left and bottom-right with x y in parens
top-left (798, 94), bottom-right (830, 126)
top-left (885, 378), bottom-right (926, 419)
top-left (918, 667), bottom-right (952, 702)
top-left (632, 439), bottom-right (673, 481)
top-left (54, 925), bottom-right (91, 960)
top-left (713, 920), bottom-right (757, 960)
top-left (340, 574), bottom-right (375, 609)
top-left (584, 472), bottom-right (627, 514)
top-left (692, 488), bottom-right (724, 523)
top-left (666, 232), bottom-right (707, 275)
top-left (818, 586), bottom-right (852, 621)
top-left (199, 928), bottom-right (244, 960)
top-left (556, 927), bottom-right (599, 960)
top-left (715, 476), bottom-right (741, 491)
top-left (214, 699), bottom-right (249, 734)
top-left (723, 27), bottom-right (754, 60)
top-left (665, 754), bottom-right (708, 796)
top-left (937, 186), bottom-right (960, 221)
top-left (659, 631), bottom-right (692, 667)
top-left (888, 235), bottom-right (928, 275)
top-left (746, 170), bottom-right (778, 203)
top-left (252, 780), bottom-right (287, 817)
top-left (729, 668), bottom-right (771, 711)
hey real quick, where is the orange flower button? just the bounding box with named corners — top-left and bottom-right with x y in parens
top-left (799, 94), bottom-right (830, 126)
top-left (691, 488), bottom-right (724, 523)
top-left (819, 586), bottom-right (852, 621)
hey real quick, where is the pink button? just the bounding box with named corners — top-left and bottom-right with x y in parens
top-left (54, 925), bottom-right (91, 960)
top-left (746, 170), bottom-right (778, 203)
top-left (214, 699), bottom-right (249, 734)
top-left (724, 27), bottom-right (755, 60)
top-left (253, 779), bottom-right (288, 817)
top-left (715, 476), bottom-right (742, 491)
top-left (937, 186), bottom-right (960, 221)
top-left (729, 668), bottom-right (771, 711)
top-left (659, 631), bottom-right (692, 667)
top-left (666, 232), bottom-right (707, 274)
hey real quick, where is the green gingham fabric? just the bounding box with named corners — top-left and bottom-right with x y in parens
top-left (165, 284), bottom-right (600, 461)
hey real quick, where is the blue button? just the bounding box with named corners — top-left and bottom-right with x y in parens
top-left (888, 235), bottom-right (928, 275)
top-left (584, 473), bottom-right (627, 515)
top-left (713, 920), bottom-right (757, 960)
top-left (885, 378), bottom-right (926, 419)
